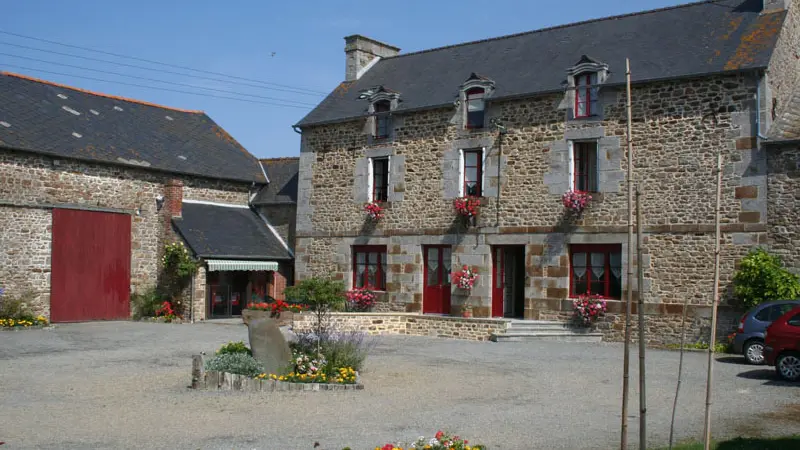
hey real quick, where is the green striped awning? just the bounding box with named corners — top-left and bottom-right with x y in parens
top-left (206, 260), bottom-right (279, 272)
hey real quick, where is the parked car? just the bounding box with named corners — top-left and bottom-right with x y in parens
top-left (732, 300), bottom-right (800, 364)
top-left (764, 305), bottom-right (800, 381)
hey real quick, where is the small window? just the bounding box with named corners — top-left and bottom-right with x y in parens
top-left (463, 149), bottom-right (483, 197)
top-left (372, 157), bottom-right (389, 203)
top-left (374, 100), bottom-right (391, 139)
top-left (788, 314), bottom-right (800, 327)
top-left (575, 73), bottom-right (598, 118)
top-left (570, 244), bottom-right (622, 299)
top-left (755, 306), bottom-right (776, 322)
top-left (573, 142), bottom-right (598, 192)
top-left (353, 246), bottom-right (387, 290)
top-left (465, 88), bottom-right (485, 129)
top-left (775, 303), bottom-right (796, 320)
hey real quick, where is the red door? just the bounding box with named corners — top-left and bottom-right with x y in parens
top-left (492, 247), bottom-right (505, 317)
top-left (50, 209), bottom-right (132, 322)
top-left (423, 246), bottom-right (451, 314)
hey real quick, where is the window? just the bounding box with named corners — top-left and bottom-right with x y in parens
top-left (788, 314), bottom-right (800, 327)
top-left (374, 100), bottom-right (391, 139)
top-left (371, 157), bottom-right (389, 202)
top-left (755, 304), bottom-right (795, 322)
top-left (353, 246), bottom-right (387, 290)
top-left (575, 73), bottom-right (598, 118)
top-left (462, 149), bottom-right (483, 197)
top-left (465, 88), bottom-right (485, 129)
top-left (572, 142), bottom-right (598, 192)
top-left (570, 244), bottom-right (622, 299)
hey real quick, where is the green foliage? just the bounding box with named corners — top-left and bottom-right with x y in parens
top-left (0, 290), bottom-right (37, 321)
top-left (733, 248), bottom-right (800, 309)
top-left (161, 241), bottom-right (198, 304)
top-left (283, 277), bottom-right (345, 312)
top-left (215, 341), bottom-right (252, 356)
top-left (290, 330), bottom-right (371, 376)
top-left (204, 353), bottom-right (264, 377)
top-left (130, 288), bottom-right (163, 319)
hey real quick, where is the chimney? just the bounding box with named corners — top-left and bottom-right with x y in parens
top-left (763, 0), bottom-right (788, 12)
top-left (344, 35), bottom-right (400, 81)
top-left (164, 179), bottom-right (183, 219)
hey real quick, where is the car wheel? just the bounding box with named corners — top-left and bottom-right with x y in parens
top-left (744, 340), bottom-right (765, 365)
top-left (776, 353), bottom-right (800, 381)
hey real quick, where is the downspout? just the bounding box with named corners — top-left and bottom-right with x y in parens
top-left (292, 126), bottom-right (302, 135)
top-left (756, 75), bottom-right (769, 140)
top-left (492, 121), bottom-right (507, 227)
top-left (189, 272), bottom-right (195, 324)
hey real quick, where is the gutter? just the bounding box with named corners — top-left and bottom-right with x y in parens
top-left (294, 67), bottom-right (767, 128)
top-left (196, 254), bottom-right (293, 261)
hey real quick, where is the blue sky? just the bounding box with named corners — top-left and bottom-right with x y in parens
top-left (2, 0), bottom-right (684, 159)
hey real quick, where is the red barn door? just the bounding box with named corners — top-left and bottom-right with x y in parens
top-left (50, 209), bottom-right (131, 322)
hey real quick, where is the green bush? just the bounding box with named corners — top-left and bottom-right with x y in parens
top-left (733, 248), bottom-right (800, 309)
top-left (204, 353), bottom-right (264, 377)
top-left (216, 341), bottom-right (252, 356)
top-left (0, 290), bottom-right (37, 321)
top-left (130, 288), bottom-right (163, 319)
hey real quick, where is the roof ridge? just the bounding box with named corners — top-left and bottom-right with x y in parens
top-left (383, 0), bottom-right (725, 60)
top-left (260, 156), bottom-right (300, 162)
top-left (1, 71), bottom-right (204, 114)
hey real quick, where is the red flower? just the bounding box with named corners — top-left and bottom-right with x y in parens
top-left (435, 431), bottom-right (444, 440)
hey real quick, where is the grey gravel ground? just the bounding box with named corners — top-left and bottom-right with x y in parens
top-left (0, 321), bottom-right (797, 450)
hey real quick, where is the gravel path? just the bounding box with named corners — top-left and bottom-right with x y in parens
top-left (0, 321), bottom-right (797, 450)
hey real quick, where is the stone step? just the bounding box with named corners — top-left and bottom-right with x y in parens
top-left (491, 331), bottom-right (604, 343)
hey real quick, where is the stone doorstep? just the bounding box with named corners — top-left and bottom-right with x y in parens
top-left (198, 371), bottom-right (364, 392)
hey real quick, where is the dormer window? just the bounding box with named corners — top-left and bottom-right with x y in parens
top-left (575, 73), bottom-right (598, 118)
top-left (374, 100), bottom-right (391, 139)
top-left (466, 88), bottom-right (485, 129)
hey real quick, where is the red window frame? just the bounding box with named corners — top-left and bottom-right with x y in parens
top-left (465, 87), bottom-right (485, 129)
top-left (575, 74), bottom-right (592, 118)
top-left (374, 100), bottom-right (391, 139)
top-left (573, 141), bottom-right (597, 192)
top-left (372, 157), bottom-right (389, 203)
top-left (463, 149), bottom-right (483, 197)
top-left (569, 244), bottom-right (622, 299)
top-left (353, 245), bottom-right (387, 290)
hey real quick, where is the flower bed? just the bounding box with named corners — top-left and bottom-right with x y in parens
top-left (200, 370), bottom-right (364, 391)
top-left (375, 430), bottom-right (484, 450)
top-left (0, 315), bottom-right (48, 329)
top-left (0, 288), bottom-right (49, 330)
top-left (243, 300), bottom-right (307, 325)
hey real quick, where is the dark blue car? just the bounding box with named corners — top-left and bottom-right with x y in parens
top-left (732, 300), bottom-right (800, 364)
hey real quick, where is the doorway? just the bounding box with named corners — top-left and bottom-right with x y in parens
top-left (423, 245), bottom-right (452, 314)
top-left (207, 271), bottom-right (249, 318)
top-left (492, 246), bottom-right (525, 318)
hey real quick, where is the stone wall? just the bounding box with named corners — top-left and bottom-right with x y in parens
top-left (0, 148), bottom-right (253, 318)
top-left (257, 204), bottom-right (296, 251)
top-left (767, 0), bottom-right (800, 126)
top-left (292, 312), bottom-right (509, 341)
top-left (766, 145), bottom-right (800, 270)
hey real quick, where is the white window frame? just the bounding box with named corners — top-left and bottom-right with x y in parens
top-left (458, 147), bottom-right (486, 197)
top-left (367, 156), bottom-right (391, 202)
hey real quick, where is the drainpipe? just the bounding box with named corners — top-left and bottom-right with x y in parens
top-left (189, 273), bottom-right (195, 324)
top-left (491, 120), bottom-right (507, 227)
top-left (292, 126), bottom-right (302, 135)
top-left (756, 76), bottom-right (769, 140)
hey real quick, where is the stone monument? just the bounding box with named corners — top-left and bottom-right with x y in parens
top-left (247, 318), bottom-right (292, 375)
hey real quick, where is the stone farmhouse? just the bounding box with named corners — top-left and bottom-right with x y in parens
top-left (293, 0), bottom-right (800, 342)
top-left (0, 72), bottom-right (294, 322)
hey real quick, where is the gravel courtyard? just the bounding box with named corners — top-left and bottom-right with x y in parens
top-left (0, 322), bottom-right (797, 450)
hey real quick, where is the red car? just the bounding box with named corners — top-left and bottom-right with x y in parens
top-left (764, 305), bottom-right (800, 381)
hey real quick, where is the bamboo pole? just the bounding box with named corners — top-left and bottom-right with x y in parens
top-left (702, 153), bottom-right (723, 450)
top-left (668, 292), bottom-right (690, 450)
top-left (621, 57), bottom-right (634, 450)
top-left (636, 187), bottom-right (647, 450)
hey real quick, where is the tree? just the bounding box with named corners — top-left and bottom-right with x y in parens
top-left (283, 277), bottom-right (345, 352)
top-left (733, 248), bottom-right (800, 309)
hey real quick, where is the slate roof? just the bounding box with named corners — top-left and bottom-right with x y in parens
top-left (296, 0), bottom-right (786, 127)
top-left (768, 91), bottom-right (800, 142)
top-left (172, 202), bottom-right (292, 260)
top-left (0, 72), bottom-right (266, 184)
top-left (252, 157), bottom-right (299, 205)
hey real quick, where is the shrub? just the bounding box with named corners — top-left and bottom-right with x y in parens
top-left (284, 277), bottom-right (346, 351)
top-left (733, 248), bottom-right (800, 309)
top-left (130, 288), bottom-right (163, 319)
top-left (291, 330), bottom-right (372, 376)
top-left (0, 289), bottom-right (37, 321)
top-left (216, 341), bottom-right (252, 356)
top-left (204, 353), bottom-right (264, 377)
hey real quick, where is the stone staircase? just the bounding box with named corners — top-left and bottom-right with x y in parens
top-left (490, 320), bottom-right (604, 343)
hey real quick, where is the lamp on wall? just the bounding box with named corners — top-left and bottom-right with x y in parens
top-left (155, 194), bottom-right (164, 212)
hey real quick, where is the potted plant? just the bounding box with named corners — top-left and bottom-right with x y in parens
top-left (242, 300), bottom-right (307, 326)
top-left (572, 293), bottom-right (607, 326)
top-left (345, 286), bottom-right (378, 312)
top-left (562, 190), bottom-right (592, 214)
top-left (451, 266), bottom-right (479, 291)
top-left (364, 202), bottom-right (384, 221)
top-left (453, 197), bottom-right (480, 227)
top-left (461, 303), bottom-right (474, 318)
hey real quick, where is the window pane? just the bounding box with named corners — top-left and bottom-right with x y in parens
top-left (465, 182), bottom-right (480, 197)
top-left (755, 307), bottom-right (773, 321)
top-left (442, 248), bottom-right (451, 286)
top-left (610, 270), bottom-right (622, 299)
top-left (465, 151), bottom-right (479, 166)
top-left (369, 252), bottom-right (378, 265)
top-left (467, 98), bottom-right (484, 112)
top-left (356, 264), bottom-right (365, 288)
top-left (467, 111), bottom-right (484, 128)
top-left (576, 98), bottom-right (586, 117)
top-left (427, 248), bottom-right (439, 286)
top-left (788, 314), bottom-right (800, 326)
top-left (465, 167), bottom-right (479, 183)
top-left (357, 252), bottom-right (365, 264)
